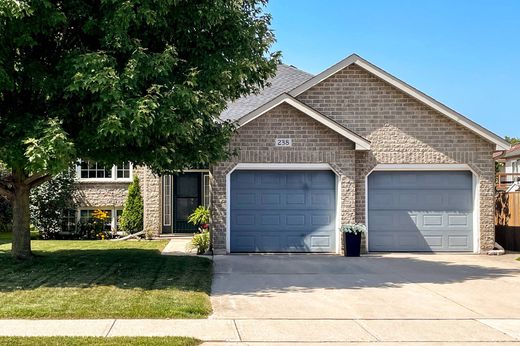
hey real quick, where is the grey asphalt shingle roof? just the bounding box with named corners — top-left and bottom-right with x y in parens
top-left (220, 64), bottom-right (313, 122)
top-left (504, 146), bottom-right (520, 158)
top-left (496, 143), bottom-right (520, 159)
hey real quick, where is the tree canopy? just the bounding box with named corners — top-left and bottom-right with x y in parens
top-left (0, 0), bottom-right (280, 259)
top-left (505, 136), bottom-right (520, 145)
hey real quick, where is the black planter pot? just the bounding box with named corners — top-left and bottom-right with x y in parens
top-left (344, 232), bottom-right (361, 257)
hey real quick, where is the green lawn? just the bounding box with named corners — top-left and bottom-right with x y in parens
top-left (0, 337), bottom-right (200, 346)
top-left (0, 233), bottom-right (212, 319)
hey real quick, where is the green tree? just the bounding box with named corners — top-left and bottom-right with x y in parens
top-left (119, 175), bottom-right (144, 234)
top-left (0, 0), bottom-right (279, 259)
top-left (30, 168), bottom-right (76, 239)
top-left (505, 136), bottom-right (520, 145)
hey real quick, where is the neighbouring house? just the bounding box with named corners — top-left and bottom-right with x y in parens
top-left (494, 144), bottom-right (520, 191)
top-left (73, 54), bottom-right (509, 254)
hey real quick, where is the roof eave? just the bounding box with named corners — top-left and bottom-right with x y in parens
top-left (237, 93), bottom-right (371, 151)
top-left (288, 54), bottom-right (510, 151)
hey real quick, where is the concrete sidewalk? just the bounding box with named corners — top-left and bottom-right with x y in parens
top-left (0, 318), bottom-right (518, 343)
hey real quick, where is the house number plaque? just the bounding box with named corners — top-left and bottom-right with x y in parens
top-left (275, 138), bottom-right (292, 147)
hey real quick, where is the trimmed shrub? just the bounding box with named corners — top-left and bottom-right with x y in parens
top-left (119, 175), bottom-right (144, 234)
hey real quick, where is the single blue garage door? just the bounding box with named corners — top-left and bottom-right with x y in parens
top-left (230, 170), bottom-right (336, 252)
top-left (368, 171), bottom-right (474, 252)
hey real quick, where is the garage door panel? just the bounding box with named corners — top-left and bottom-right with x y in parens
top-left (370, 171), bottom-right (472, 190)
top-left (368, 171), bottom-right (473, 252)
top-left (286, 214), bottom-right (306, 225)
top-left (369, 210), bottom-right (420, 230)
top-left (370, 212), bottom-right (472, 233)
top-left (231, 170), bottom-right (336, 253)
top-left (260, 214), bottom-right (281, 225)
top-left (286, 192), bottom-right (306, 205)
top-left (448, 214), bottom-right (470, 227)
top-left (423, 214), bottom-right (443, 227)
top-left (260, 192), bottom-right (281, 206)
top-left (232, 236), bottom-right (255, 252)
top-left (233, 211), bottom-right (335, 230)
top-left (310, 191), bottom-right (335, 209)
top-left (446, 193), bottom-right (472, 210)
top-left (231, 231), bottom-right (335, 252)
top-left (311, 214), bottom-right (332, 226)
top-left (309, 234), bottom-right (331, 248)
top-left (369, 190), bottom-right (472, 211)
top-left (448, 235), bottom-right (470, 248)
top-left (423, 235), bottom-right (443, 248)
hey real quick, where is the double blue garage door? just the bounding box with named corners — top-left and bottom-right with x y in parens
top-left (230, 169), bottom-right (474, 253)
top-left (230, 170), bottom-right (336, 252)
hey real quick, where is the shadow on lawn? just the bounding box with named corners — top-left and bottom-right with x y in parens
top-left (0, 248), bottom-right (212, 293)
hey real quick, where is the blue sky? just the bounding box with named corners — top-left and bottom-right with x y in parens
top-left (266, 0), bottom-right (519, 138)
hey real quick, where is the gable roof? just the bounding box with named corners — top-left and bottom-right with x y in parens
top-left (238, 93), bottom-right (371, 150)
top-left (288, 54), bottom-right (510, 151)
top-left (220, 64), bottom-right (313, 122)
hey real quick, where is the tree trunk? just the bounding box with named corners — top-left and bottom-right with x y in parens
top-left (11, 183), bottom-right (32, 260)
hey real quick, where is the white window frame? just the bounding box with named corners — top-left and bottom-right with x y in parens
top-left (77, 207), bottom-right (123, 231)
top-left (76, 161), bottom-right (133, 182)
top-left (162, 175), bottom-right (173, 227)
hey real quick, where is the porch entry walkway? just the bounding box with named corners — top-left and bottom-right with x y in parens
top-left (160, 236), bottom-right (196, 256)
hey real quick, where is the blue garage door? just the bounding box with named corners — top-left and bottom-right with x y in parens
top-left (368, 171), bottom-right (473, 252)
top-left (230, 170), bottom-right (336, 252)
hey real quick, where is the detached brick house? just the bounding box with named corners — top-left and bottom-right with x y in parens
top-left (74, 54), bottom-right (509, 254)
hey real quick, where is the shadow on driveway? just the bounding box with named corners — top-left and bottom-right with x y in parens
top-left (210, 254), bottom-right (520, 319)
top-left (212, 253), bottom-right (519, 295)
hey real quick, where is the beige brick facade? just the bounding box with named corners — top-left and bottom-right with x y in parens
top-left (296, 64), bottom-right (496, 251)
top-left (74, 182), bottom-right (130, 208)
top-left (211, 103), bottom-right (357, 254)
top-left (210, 64), bottom-right (496, 253)
top-left (74, 166), bottom-right (162, 235)
top-left (75, 63), bottom-right (497, 253)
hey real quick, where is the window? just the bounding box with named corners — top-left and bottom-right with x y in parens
top-left (79, 209), bottom-right (112, 225)
top-left (513, 161), bottom-right (518, 173)
top-left (116, 209), bottom-right (123, 230)
top-left (61, 209), bottom-right (77, 233)
top-left (203, 173), bottom-right (210, 207)
top-left (80, 161), bottom-right (112, 179)
top-left (78, 208), bottom-right (123, 231)
top-left (117, 163), bottom-right (131, 179)
top-left (77, 161), bottom-right (132, 181)
top-left (163, 175), bottom-right (172, 226)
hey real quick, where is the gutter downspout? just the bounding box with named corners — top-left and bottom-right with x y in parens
top-left (487, 242), bottom-right (505, 256)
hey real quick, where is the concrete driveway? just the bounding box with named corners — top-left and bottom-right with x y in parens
top-left (211, 253), bottom-right (520, 319)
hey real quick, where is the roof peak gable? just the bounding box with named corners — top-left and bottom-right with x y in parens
top-left (237, 93), bottom-right (371, 151)
top-left (288, 54), bottom-right (509, 151)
